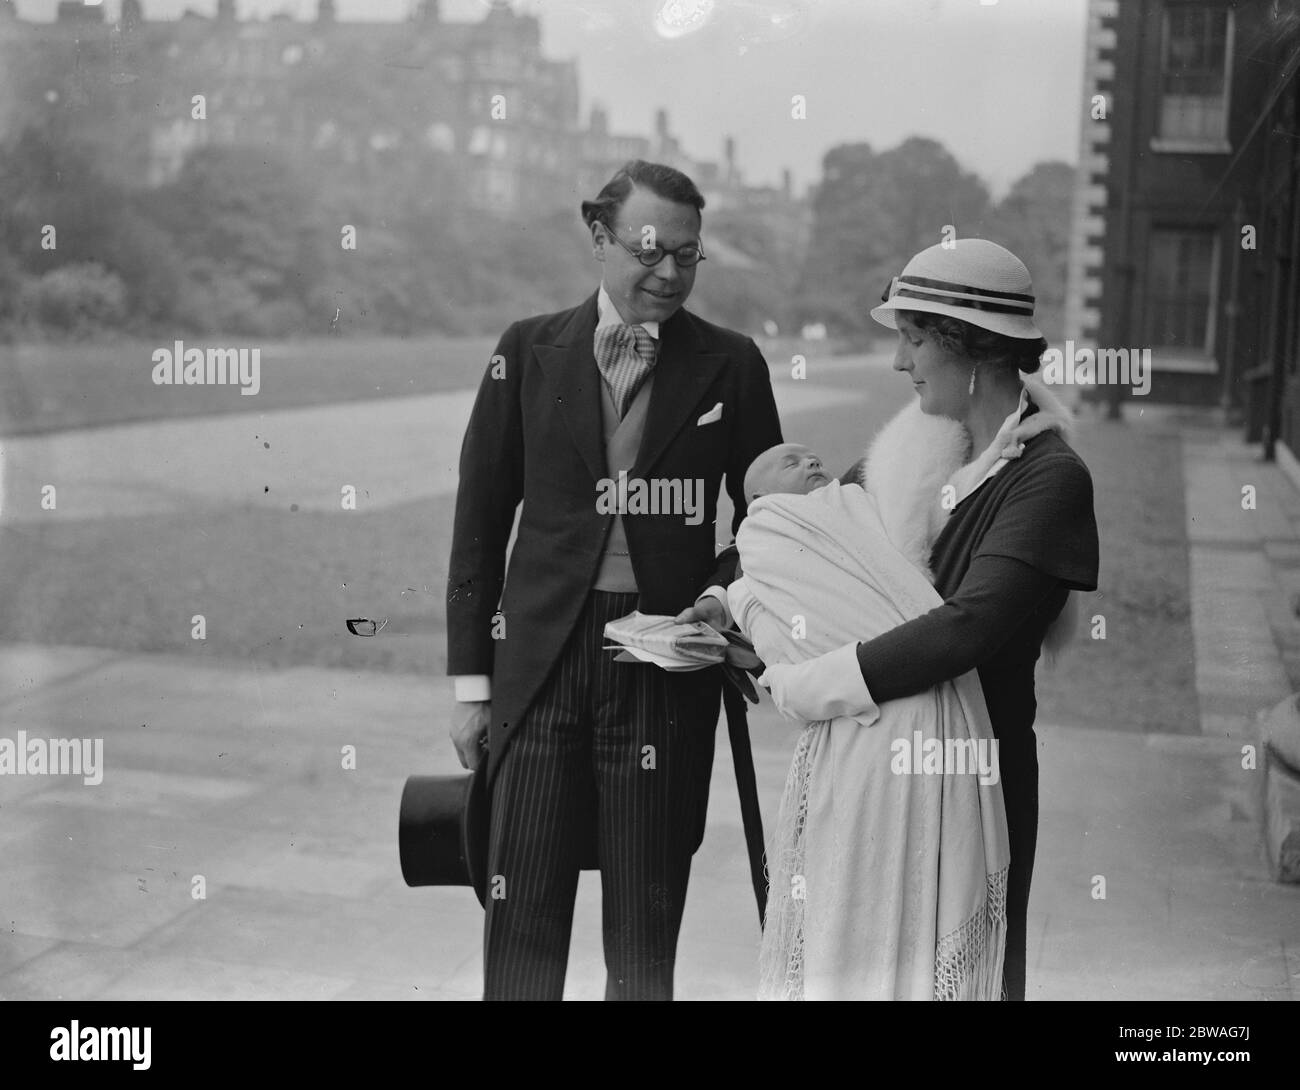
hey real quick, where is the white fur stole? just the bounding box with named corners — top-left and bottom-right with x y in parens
top-left (855, 374), bottom-right (1079, 661)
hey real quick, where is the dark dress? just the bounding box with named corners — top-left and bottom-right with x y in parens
top-left (852, 414), bottom-right (1099, 1001)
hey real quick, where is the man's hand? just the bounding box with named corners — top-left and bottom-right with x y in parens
top-left (674, 595), bottom-right (727, 631)
top-left (451, 700), bottom-right (491, 770)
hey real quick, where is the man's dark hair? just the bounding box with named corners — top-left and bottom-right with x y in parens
top-left (581, 159), bottom-right (706, 231)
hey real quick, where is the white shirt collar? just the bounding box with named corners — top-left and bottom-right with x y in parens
top-left (596, 283), bottom-right (659, 339)
top-left (946, 384), bottom-right (1031, 508)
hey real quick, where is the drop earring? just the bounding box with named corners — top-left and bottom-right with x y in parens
top-left (968, 365), bottom-right (977, 396)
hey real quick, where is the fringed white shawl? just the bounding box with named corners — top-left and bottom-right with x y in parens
top-left (734, 374), bottom-right (1075, 1001)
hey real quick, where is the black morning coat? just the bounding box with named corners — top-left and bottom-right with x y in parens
top-left (446, 292), bottom-right (784, 787)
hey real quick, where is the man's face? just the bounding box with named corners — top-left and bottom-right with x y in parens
top-left (594, 186), bottom-right (701, 325)
top-left (744, 443), bottom-right (829, 506)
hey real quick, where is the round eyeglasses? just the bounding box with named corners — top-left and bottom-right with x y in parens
top-left (602, 225), bottom-right (706, 268)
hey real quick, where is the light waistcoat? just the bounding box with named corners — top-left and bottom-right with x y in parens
top-left (592, 373), bottom-right (654, 592)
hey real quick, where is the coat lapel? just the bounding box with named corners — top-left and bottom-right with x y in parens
top-left (533, 293), bottom-right (606, 486)
top-left (632, 308), bottom-right (726, 478)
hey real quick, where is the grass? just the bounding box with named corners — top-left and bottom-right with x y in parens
top-left (0, 499), bottom-right (451, 675)
top-left (0, 335), bottom-right (498, 437)
top-left (1034, 409), bottom-right (1199, 734)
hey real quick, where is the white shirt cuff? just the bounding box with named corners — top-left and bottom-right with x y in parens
top-left (453, 675), bottom-right (491, 702)
top-left (698, 585), bottom-right (734, 629)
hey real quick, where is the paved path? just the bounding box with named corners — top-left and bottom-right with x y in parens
top-left (0, 640), bottom-right (1295, 1000)
top-left (0, 377), bottom-right (871, 522)
top-left (1181, 420), bottom-right (1297, 737)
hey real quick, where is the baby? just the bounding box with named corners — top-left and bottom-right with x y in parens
top-left (744, 424), bottom-right (1038, 510)
top-left (741, 422), bottom-right (1041, 581)
top-left (743, 443), bottom-right (833, 508)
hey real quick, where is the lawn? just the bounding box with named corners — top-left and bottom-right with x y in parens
top-left (0, 497), bottom-right (451, 676)
top-left (0, 335), bottom-right (498, 436)
top-left (1034, 408), bottom-right (1199, 734)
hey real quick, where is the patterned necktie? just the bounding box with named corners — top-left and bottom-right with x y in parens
top-left (594, 322), bottom-right (657, 418)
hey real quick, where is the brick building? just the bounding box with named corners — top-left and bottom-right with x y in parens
top-left (1064, 0), bottom-right (1300, 435)
top-left (0, 0), bottom-right (797, 225)
top-left (0, 1), bottom-right (581, 212)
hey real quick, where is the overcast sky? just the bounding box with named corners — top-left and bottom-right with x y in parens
top-left (17, 0), bottom-right (1087, 196)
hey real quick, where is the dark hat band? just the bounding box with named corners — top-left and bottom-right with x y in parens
top-left (883, 273), bottom-right (1036, 315)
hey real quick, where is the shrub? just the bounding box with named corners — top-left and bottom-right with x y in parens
top-left (17, 262), bottom-right (127, 337)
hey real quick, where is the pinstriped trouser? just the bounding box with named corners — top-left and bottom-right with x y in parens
top-left (483, 590), bottom-right (715, 1001)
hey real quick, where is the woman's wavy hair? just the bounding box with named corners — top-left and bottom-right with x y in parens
top-left (908, 311), bottom-right (1047, 375)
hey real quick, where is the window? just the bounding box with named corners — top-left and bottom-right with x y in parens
top-left (426, 122), bottom-right (455, 153)
top-left (1155, 4), bottom-right (1233, 150)
top-left (482, 165), bottom-right (517, 210)
top-left (1146, 228), bottom-right (1219, 368)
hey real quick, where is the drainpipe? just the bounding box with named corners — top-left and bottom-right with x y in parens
top-left (1264, 100), bottom-right (1300, 462)
top-left (1221, 195), bottom-right (1243, 414)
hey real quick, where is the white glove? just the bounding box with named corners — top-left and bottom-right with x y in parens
top-left (758, 642), bottom-right (879, 725)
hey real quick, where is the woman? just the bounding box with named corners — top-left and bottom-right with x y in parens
top-left (759, 238), bottom-right (1099, 1001)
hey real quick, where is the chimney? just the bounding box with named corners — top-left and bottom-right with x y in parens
top-left (120, 0), bottom-right (143, 31)
top-left (653, 109), bottom-right (669, 158)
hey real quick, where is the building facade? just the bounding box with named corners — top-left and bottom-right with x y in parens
top-left (0, 0), bottom-right (796, 224)
top-left (0, 1), bottom-right (582, 214)
top-left (1065, 0), bottom-right (1300, 425)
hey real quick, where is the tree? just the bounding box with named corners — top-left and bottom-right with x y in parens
top-left (981, 161), bottom-right (1073, 341)
top-left (796, 137), bottom-right (991, 338)
top-left (150, 145), bottom-right (327, 334)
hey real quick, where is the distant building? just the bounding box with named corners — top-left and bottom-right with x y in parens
top-left (0, 0), bottom-right (581, 212)
top-left (0, 0), bottom-right (800, 227)
top-left (1065, 0), bottom-right (1300, 438)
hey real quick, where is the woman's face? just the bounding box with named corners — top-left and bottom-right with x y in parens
top-left (892, 313), bottom-right (968, 418)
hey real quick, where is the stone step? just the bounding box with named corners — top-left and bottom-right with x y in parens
top-left (1260, 696), bottom-right (1300, 882)
top-left (1264, 745), bottom-right (1300, 883)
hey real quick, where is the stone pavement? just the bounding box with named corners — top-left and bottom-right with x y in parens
top-left (0, 640), bottom-right (1295, 1000)
top-left (1179, 411), bottom-right (1299, 738)
top-left (0, 379), bottom-right (865, 522)
top-left (1, 387), bottom-right (1298, 1000)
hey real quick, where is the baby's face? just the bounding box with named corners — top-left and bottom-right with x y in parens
top-left (745, 443), bottom-right (829, 506)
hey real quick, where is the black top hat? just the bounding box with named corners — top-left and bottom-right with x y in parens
top-left (399, 761), bottom-right (602, 908)
top-left (398, 767), bottom-right (490, 906)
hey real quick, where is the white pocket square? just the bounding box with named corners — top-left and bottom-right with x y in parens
top-left (697, 402), bottom-right (724, 426)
